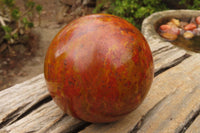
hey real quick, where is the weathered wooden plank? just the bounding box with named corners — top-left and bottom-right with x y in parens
top-left (0, 53), bottom-right (193, 133)
top-left (79, 54), bottom-right (200, 133)
top-left (148, 40), bottom-right (189, 75)
top-left (153, 46), bottom-right (189, 74)
top-left (136, 85), bottom-right (200, 133)
top-left (0, 53), bottom-right (191, 133)
top-left (1, 101), bottom-right (63, 133)
top-left (0, 74), bottom-right (49, 127)
top-left (0, 76), bottom-right (88, 133)
top-left (1, 101), bottom-right (87, 133)
top-left (186, 114), bottom-right (200, 133)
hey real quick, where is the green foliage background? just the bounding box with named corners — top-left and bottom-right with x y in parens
top-left (0, 0), bottom-right (42, 44)
top-left (108, 0), bottom-right (167, 28)
top-left (96, 0), bottom-right (200, 29)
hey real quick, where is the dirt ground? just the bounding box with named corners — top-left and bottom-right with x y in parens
top-left (0, 0), bottom-right (95, 90)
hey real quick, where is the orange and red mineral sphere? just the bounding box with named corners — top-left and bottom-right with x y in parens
top-left (44, 14), bottom-right (154, 123)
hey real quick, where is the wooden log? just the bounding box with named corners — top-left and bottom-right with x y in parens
top-left (79, 54), bottom-right (200, 133)
top-left (0, 48), bottom-right (194, 132)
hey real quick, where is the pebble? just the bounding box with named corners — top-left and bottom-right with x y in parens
top-left (170, 26), bottom-right (180, 35)
top-left (167, 22), bottom-right (176, 27)
top-left (171, 18), bottom-right (180, 27)
top-left (193, 28), bottom-right (200, 36)
top-left (159, 24), bottom-right (171, 32)
top-left (159, 24), bottom-right (180, 35)
top-left (161, 32), bottom-right (178, 41)
top-left (184, 23), bottom-right (197, 31)
top-left (183, 31), bottom-right (194, 39)
top-left (196, 16), bottom-right (200, 24)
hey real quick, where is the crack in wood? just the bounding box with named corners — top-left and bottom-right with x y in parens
top-left (0, 103), bottom-right (29, 129)
top-left (66, 122), bottom-right (91, 133)
top-left (0, 95), bottom-right (52, 129)
top-left (35, 109), bottom-right (91, 133)
top-left (152, 45), bottom-right (174, 56)
top-left (154, 54), bottom-right (191, 77)
top-left (23, 130), bottom-right (36, 133)
top-left (178, 86), bottom-right (200, 133)
top-left (11, 95), bottom-right (52, 125)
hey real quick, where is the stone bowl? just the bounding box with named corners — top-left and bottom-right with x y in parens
top-left (141, 10), bottom-right (200, 54)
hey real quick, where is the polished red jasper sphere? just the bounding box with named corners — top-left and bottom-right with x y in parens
top-left (44, 14), bottom-right (154, 123)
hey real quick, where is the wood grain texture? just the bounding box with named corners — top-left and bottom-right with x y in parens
top-left (0, 51), bottom-right (195, 133)
top-left (0, 76), bottom-right (88, 133)
top-left (1, 101), bottom-right (87, 133)
top-left (79, 54), bottom-right (200, 133)
top-left (153, 45), bottom-right (189, 75)
top-left (0, 74), bottom-right (49, 127)
top-left (136, 87), bottom-right (200, 132)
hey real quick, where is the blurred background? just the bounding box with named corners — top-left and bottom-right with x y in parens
top-left (0, 0), bottom-right (199, 90)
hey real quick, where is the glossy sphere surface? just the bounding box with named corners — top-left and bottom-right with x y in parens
top-left (44, 14), bottom-right (154, 123)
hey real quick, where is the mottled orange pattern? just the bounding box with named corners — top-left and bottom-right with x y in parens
top-left (44, 14), bottom-right (154, 123)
